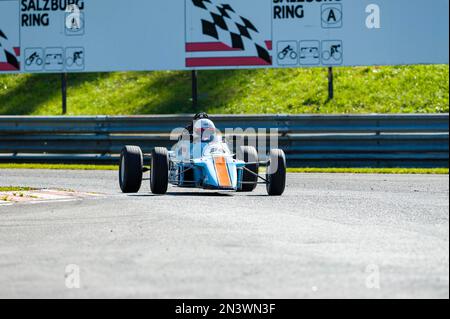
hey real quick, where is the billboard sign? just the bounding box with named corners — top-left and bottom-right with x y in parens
top-left (0, 0), bottom-right (448, 73)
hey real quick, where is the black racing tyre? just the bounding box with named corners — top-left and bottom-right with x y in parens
top-left (238, 146), bottom-right (259, 192)
top-left (119, 146), bottom-right (143, 193)
top-left (150, 147), bottom-right (169, 195)
top-left (266, 149), bottom-right (287, 196)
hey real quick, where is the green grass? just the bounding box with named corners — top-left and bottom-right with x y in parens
top-left (0, 163), bottom-right (447, 175)
top-left (0, 163), bottom-right (117, 170)
top-left (286, 168), bottom-right (449, 175)
top-left (0, 186), bottom-right (35, 192)
top-left (0, 65), bottom-right (448, 115)
top-left (0, 186), bottom-right (36, 201)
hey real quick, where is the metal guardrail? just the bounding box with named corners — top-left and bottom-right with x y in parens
top-left (0, 114), bottom-right (448, 168)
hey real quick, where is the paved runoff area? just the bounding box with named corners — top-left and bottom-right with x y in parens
top-left (0, 169), bottom-right (448, 299)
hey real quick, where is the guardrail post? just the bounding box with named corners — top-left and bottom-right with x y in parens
top-left (61, 73), bottom-right (67, 115)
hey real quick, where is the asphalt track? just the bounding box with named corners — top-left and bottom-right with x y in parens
top-left (0, 169), bottom-right (448, 299)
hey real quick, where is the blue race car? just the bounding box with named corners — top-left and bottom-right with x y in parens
top-left (119, 113), bottom-right (286, 196)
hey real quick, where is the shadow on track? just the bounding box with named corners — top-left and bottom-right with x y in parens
top-left (127, 192), bottom-right (233, 197)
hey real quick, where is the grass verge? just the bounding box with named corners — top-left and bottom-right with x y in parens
top-left (287, 168), bottom-right (449, 175)
top-left (1, 65), bottom-right (448, 115)
top-left (0, 164), bottom-right (448, 174)
top-left (0, 186), bottom-right (35, 192)
top-left (0, 163), bottom-right (117, 170)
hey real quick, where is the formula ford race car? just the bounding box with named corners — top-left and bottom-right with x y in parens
top-left (118, 114), bottom-right (286, 196)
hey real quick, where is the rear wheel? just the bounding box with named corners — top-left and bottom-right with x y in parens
top-left (266, 149), bottom-right (286, 196)
top-left (238, 146), bottom-right (259, 192)
top-left (150, 147), bottom-right (169, 195)
top-left (119, 146), bottom-right (143, 193)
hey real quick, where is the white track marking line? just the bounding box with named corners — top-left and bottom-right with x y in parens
top-left (25, 199), bottom-right (80, 205)
top-left (0, 202), bottom-right (13, 207)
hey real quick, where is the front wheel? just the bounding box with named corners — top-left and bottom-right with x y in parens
top-left (266, 149), bottom-right (286, 196)
top-left (119, 146), bottom-right (143, 193)
top-left (238, 146), bottom-right (259, 192)
top-left (150, 147), bottom-right (169, 195)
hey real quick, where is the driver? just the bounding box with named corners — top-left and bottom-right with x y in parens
top-left (193, 118), bottom-right (217, 143)
top-left (179, 113), bottom-right (223, 159)
top-left (182, 112), bottom-right (217, 143)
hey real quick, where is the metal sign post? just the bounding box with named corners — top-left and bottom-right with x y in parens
top-left (61, 73), bottom-right (67, 115)
top-left (328, 67), bottom-right (334, 101)
top-left (192, 70), bottom-right (198, 109)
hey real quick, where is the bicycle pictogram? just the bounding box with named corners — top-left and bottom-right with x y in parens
top-left (66, 50), bottom-right (84, 67)
top-left (25, 51), bottom-right (43, 66)
top-left (65, 47), bottom-right (85, 70)
top-left (321, 41), bottom-right (343, 65)
top-left (278, 45), bottom-right (298, 60)
top-left (322, 44), bottom-right (342, 61)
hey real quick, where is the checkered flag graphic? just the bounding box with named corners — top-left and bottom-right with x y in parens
top-left (0, 29), bottom-right (20, 70)
top-left (188, 0), bottom-right (272, 66)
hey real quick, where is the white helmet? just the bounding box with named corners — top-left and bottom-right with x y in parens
top-left (193, 119), bottom-right (216, 143)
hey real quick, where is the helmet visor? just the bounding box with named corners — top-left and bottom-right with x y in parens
top-left (195, 127), bottom-right (215, 142)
